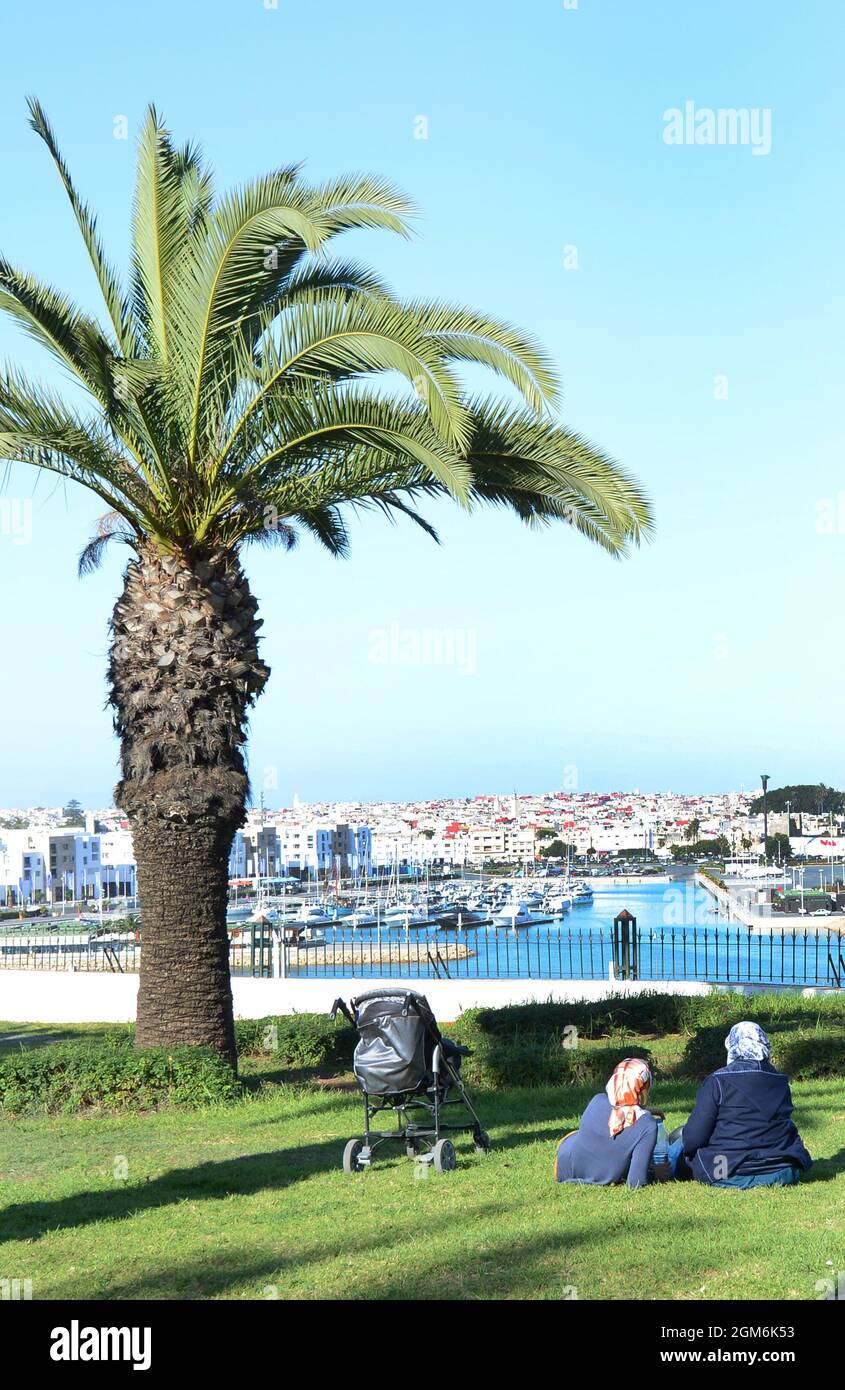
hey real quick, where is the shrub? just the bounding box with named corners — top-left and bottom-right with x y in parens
top-left (773, 1030), bottom-right (845, 1079)
top-left (235, 1013), bottom-right (356, 1069)
top-left (674, 992), bottom-right (845, 1034)
top-left (681, 1023), bottom-right (845, 1080)
top-left (450, 1005), bottom-right (654, 1089)
top-left (457, 1034), bottom-right (654, 1090)
top-left (0, 1039), bottom-right (242, 1115)
top-left (448, 991), bottom-right (845, 1087)
top-left (452, 994), bottom-right (687, 1045)
top-left (235, 1017), bottom-right (273, 1056)
top-left (452, 991), bottom-right (845, 1049)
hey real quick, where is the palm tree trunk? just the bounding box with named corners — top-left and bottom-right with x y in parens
top-left (108, 542), bottom-right (269, 1068)
top-left (132, 813), bottom-right (236, 1060)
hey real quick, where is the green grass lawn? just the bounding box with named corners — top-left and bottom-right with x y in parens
top-left (1, 1024), bottom-right (844, 1300)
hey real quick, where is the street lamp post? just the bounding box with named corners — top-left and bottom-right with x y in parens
top-left (761, 774), bottom-right (770, 862)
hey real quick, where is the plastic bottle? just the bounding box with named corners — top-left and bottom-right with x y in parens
top-left (653, 1119), bottom-right (669, 1163)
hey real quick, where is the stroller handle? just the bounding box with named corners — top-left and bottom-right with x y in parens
top-left (329, 998), bottom-right (356, 1026)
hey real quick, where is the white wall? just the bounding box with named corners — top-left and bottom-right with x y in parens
top-left (0, 969), bottom-right (831, 1026)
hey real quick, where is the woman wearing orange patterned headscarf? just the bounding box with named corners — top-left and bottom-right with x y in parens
top-left (555, 1057), bottom-right (659, 1188)
top-left (606, 1057), bottom-right (652, 1136)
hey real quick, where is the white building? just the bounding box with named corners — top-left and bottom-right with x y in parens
top-left (466, 825), bottom-right (536, 866)
top-left (98, 831), bottom-right (138, 898)
top-left (230, 820), bottom-right (372, 881)
top-left (569, 821), bottom-right (655, 856)
top-left (0, 828), bottom-right (121, 903)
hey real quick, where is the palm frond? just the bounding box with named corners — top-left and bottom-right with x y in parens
top-left (182, 171), bottom-right (330, 461)
top-left (0, 260), bottom-right (116, 402)
top-left (219, 290), bottom-right (471, 471)
top-left (27, 97), bottom-right (136, 355)
top-left (172, 138), bottom-right (215, 237)
top-left (199, 382), bottom-right (471, 543)
top-left (463, 397), bottom-right (654, 555)
top-left (281, 255), bottom-right (390, 302)
top-left (78, 511), bottom-right (136, 575)
top-left (402, 300), bottom-right (561, 415)
top-left (242, 515), bottom-right (298, 551)
top-left (306, 173), bottom-right (417, 238)
top-left (294, 503), bottom-right (350, 557)
top-left (130, 106), bottom-right (193, 362)
top-left (0, 366), bottom-right (154, 529)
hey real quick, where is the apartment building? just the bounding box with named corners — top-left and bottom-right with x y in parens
top-left (230, 821), bottom-right (372, 880)
top-left (466, 825), bottom-right (536, 865)
top-left (0, 828), bottom-right (113, 903)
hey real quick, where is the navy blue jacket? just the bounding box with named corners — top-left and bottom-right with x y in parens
top-left (682, 1060), bottom-right (812, 1183)
top-left (556, 1094), bottom-right (657, 1189)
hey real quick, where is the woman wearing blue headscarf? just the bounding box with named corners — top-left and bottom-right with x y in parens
top-left (673, 1021), bottom-right (812, 1187)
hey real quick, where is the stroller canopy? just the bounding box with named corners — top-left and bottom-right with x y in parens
top-left (351, 989), bottom-right (441, 1096)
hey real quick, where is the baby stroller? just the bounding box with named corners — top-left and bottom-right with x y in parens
top-left (331, 988), bottom-right (491, 1173)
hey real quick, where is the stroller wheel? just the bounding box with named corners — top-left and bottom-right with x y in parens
top-left (473, 1130), bottom-right (491, 1156)
top-left (432, 1138), bottom-right (456, 1173)
top-left (343, 1139), bottom-right (366, 1173)
top-left (405, 1140), bottom-right (420, 1158)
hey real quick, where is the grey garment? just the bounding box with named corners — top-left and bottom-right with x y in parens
top-left (555, 1094), bottom-right (658, 1189)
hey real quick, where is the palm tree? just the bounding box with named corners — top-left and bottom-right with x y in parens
top-left (684, 818), bottom-right (701, 843)
top-left (0, 104), bottom-right (653, 1066)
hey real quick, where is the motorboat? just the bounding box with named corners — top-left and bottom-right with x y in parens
top-left (226, 903), bottom-right (255, 922)
top-left (291, 904), bottom-right (340, 927)
top-left (435, 907), bottom-right (484, 930)
top-left (383, 904), bottom-right (431, 927)
top-left (570, 881), bottom-right (594, 904)
top-left (247, 904), bottom-right (281, 925)
top-left (346, 908), bottom-right (382, 929)
top-left (492, 900), bottom-right (537, 929)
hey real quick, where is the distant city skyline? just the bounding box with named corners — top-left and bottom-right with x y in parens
top-left (0, 778), bottom-right (810, 816)
top-left (1, 0), bottom-right (842, 803)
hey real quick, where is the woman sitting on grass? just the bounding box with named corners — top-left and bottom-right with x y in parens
top-left (555, 1057), bottom-right (661, 1189)
top-left (673, 1021), bottom-right (812, 1188)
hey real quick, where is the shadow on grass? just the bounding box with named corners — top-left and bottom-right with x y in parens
top-left (238, 1064), bottom-right (357, 1093)
top-left (343, 1243), bottom-right (610, 1302)
top-left (803, 1147), bottom-right (845, 1182)
top-left (1, 1138), bottom-right (347, 1245)
top-left (0, 1026), bottom-right (115, 1055)
top-left (49, 1202), bottom-right (529, 1300)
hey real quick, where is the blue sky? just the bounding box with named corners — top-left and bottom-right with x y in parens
top-left (0, 0), bottom-right (842, 807)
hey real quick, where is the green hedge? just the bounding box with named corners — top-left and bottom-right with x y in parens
top-left (452, 995), bottom-right (687, 1041)
top-left (450, 1007), bottom-right (654, 1087)
top-left (0, 1038), bottom-right (242, 1115)
top-left (451, 991), bottom-right (845, 1045)
top-left (455, 1035), bottom-right (654, 1090)
top-left (774, 1030), bottom-right (845, 1079)
top-left (668, 991), bottom-right (845, 1033)
top-left (235, 1013), bottom-right (356, 1069)
top-left (447, 991), bottom-right (845, 1088)
top-left (681, 1024), bottom-right (845, 1081)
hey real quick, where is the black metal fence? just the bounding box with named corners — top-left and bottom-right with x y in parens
top-left (0, 922), bottom-right (140, 973)
top-left (2, 922), bottom-right (844, 988)
top-left (277, 923), bottom-right (845, 988)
